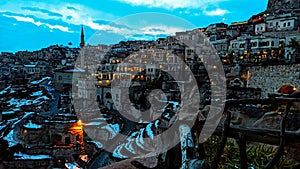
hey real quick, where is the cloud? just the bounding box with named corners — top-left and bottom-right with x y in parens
top-left (66, 6), bottom-right (78, 11)
top-left (21, 7), bottom-right (63, 17)
top-left (203, 8), bottom-right (229, 16)
top-left (2, 14), bottom-right (73, 32)
top-left (0, 1), bottom-right (195, 45)
top-left (0, 1), bottom-right (124, 36)
top-left (66, 16), bottom-right (72, 20)
top-left (149, 28), bottom-right (165, 32)
top-left (3, 14), bottom-right (43, 26)
top-left (117, 0), bottom-right (226, 9)
top-left (44, 23), bottom-right (72, 32)
top-left (141, 25), bottom-right (184, 36)
top-left (0, 1), bottom-right (117, 27)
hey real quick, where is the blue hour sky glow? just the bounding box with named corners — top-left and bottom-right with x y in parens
top-left (0, 0), bottom-right (268, 52)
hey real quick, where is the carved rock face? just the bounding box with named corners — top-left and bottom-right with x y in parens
top-left (267, 0), bottom-right (300, 13)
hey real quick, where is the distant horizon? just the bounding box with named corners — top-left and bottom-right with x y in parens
top-left (0, 0), bottom-right (268, 53)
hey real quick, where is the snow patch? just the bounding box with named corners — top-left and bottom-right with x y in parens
top-left (24, 120), bottom-right (42, 129)
top-left (14, 152), bottom-right (52, 160)
top-left (0, 86), bottom-right (11, 95)
top-left (86, 140), bottom-right (103, 149)
top-left (30, 91), bottom-right (43, 97)
top-left (146, 123), bottom-right (154, 139)
top-left (101, 123), bottom-right (120, 138)
top-left (112, 144), bottom-right (128, 159)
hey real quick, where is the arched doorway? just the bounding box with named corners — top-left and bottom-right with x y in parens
top-left (65, 137), bottom-right (71, 144)
top-left (97, 95), bottom-right (101, 104)
top-left (105, 92), bottom-right (112, 99)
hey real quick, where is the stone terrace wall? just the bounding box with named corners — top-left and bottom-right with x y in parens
top-left (263, 30), bottom-right (300, 38)
top-left (247, 64), bottom-right (300, 98)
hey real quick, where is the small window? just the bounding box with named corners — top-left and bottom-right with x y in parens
top-left (105, 92), bottom-right (112, 99)
top-left (270, 22), bottom-right (273, 26)
top-left (271, 41), bottom-right (275, 46)
top-left (58, 76), bottom-right (62, 80)
top-left (276, 22), bottom-right (279, 26)
top-left (252, 42), bottom-right (257, 47)
top-left (283, 23), bottom-right (286, 27)
top-left (288, 22), bottom-right (291, 26)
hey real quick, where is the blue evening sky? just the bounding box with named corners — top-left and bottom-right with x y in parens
top-left (0, 0), bottom-right (268, 52)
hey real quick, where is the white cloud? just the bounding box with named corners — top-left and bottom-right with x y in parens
top-left (141, 25), bottom-right (184, 36)
top-left (45, 24), bottom-right (73, 32)
top-left (117, 0), bottom-right (226, 9)
top-left (0, 1), bottom-right (196, 42)
top-left (2, 14), bottom-right (73, 33)
top-left (0, 1), bottom-right (117, 33)
top-left (203, 8), bottom-right (229, 16)
top-left (117, 0), bottom-right (230, 17)
top-left (3, 14), bottom-right (43, 26)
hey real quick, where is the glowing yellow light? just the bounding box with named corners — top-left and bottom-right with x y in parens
top-left (23, 130), bottom-right (28, 135)
top-left (293, 87), bottom-right (297, 91)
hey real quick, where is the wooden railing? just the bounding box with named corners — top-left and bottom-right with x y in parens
top-left (209, 95), bottom-right (300, 169)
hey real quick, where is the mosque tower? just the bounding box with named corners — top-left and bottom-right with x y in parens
top-left (80, 26), bottom-right (85, 48)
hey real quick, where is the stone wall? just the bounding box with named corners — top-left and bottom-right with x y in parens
top-left (263, 30), bottom-right (300, 38)
top-left (3, 159), bottom-right (52, 169)
top-left (247, 64), bottom-right (300, 98)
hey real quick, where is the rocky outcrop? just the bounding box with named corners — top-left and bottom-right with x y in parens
top-left (267, 0), bottom-right (300, 13)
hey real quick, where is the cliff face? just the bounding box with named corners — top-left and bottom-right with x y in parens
top-left (267, 0), bottom-right (300, 13)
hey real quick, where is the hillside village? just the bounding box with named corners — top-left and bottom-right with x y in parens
top-left (0, 0), bottom-right (300, 168)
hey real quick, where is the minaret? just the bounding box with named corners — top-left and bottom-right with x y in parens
top-left (80, 26), bottom-right (85, 48)
top-left (79, 26), bottom-right (85, 68)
